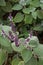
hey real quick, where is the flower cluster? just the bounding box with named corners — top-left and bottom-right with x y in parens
top-left (1, 25), bottom-right (33, 47)
top-left (1, 14), bottom-right (39, 48)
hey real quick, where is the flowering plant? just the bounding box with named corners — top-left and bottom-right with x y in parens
top-left (0, 21), bottom-right (43, 65)
top-left (0, 0), bottom-right (43, 65)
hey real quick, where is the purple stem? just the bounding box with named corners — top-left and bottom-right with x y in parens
top-left (2, 30), bottom-right (13, 41)
top-left (10, 22), bottom-right (16, 32)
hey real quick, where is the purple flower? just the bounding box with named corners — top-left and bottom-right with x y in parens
top-left (2, 30), bottom-right (14, 41)
top-left (9, 31), bottom-right (19, 46)
top-left (29, 30), bottom-right (33, 38)
top-left (8, 13), bottom-right (13, 21)
top-left (14, 35), bottom-right (19, 47)
top-left (25, 31), bottom-right (33, 44)
top-left (8, 13), bottom-right (16, 32)
top-left (9, 31), bottom-right (15, 41)
top-left (25, 37), bottom-right (30, 44)
top-left (10, 22), bottom-right (16, 32)
top-left (1, 30), bottom-right (6, 37)
top-left (26, 38), bottom-right (30, 42)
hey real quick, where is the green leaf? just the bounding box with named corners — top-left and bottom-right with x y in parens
top-left (40, 0), bottom-right (43, 3)
top-left (19, 38), bottom-right (25, 44)
top-left (13, 13), bottom-right (24, 23)
top-left (23, 6), bottom-right (35, 14)
top-left (26, 0), bottom-right (32, 5)
top-left (19, 0), bottom-right (32, 6)
top-left (0, 36), bottom-right (11, 47)
top-left (2, 25), bottom-right (11, 35)
top-left (21, 26), bottom-right (29, 37)
top-left (40, 3), bottom-right (43, 9)
top-left (30, 0), bottom-right (40, 7)
top-left (11, 57), bottom-right (21, 65)
top-left (0, 49), bottom-right (6, 65)
top-left (18, 61), bottom-right (24, 65)
top-left (34, 44), bottom-right (43, 58)
top-left (25, 57), bottom-right (37, 65)
top-left (19, 0), bottom-right (27, 6)
top-left (0, 36), bottom-right (13, 53)
top-left (37, 10), bottom-right (43, 19)
top-left (0, 0), bottom-right (6, 6)
top-left (2, 2), bottom-right (12, 12)
top-left (12, 4), bottom-right (23, 10)
top-left (29, 36), bottom-right (39, 48)
top-left (32, 11), bottom-right (37, 19)
top-left (11, 42), bottom-right (25, 53)
top-left (23, 8), bottom-right (31, 14)
top-left (24, 14), bottom-right (33, 24)
top-left (33, 25), bottom-right (43, 31)
top-left (21, 49), bottom-right (32, 63)
top-left (0, 25), bottom-right (13, 53)
top-left (2, 26), bottom-right (11, 31)
top-left (0, 10), bottom-right (5, 18)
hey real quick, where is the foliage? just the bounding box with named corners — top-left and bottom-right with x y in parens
top-left (0, 24), bottom-right (43, 65)
top-left (0, 0), bottom-right (43, 65)
top-left (0, 0), bottom-right (43, 31)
